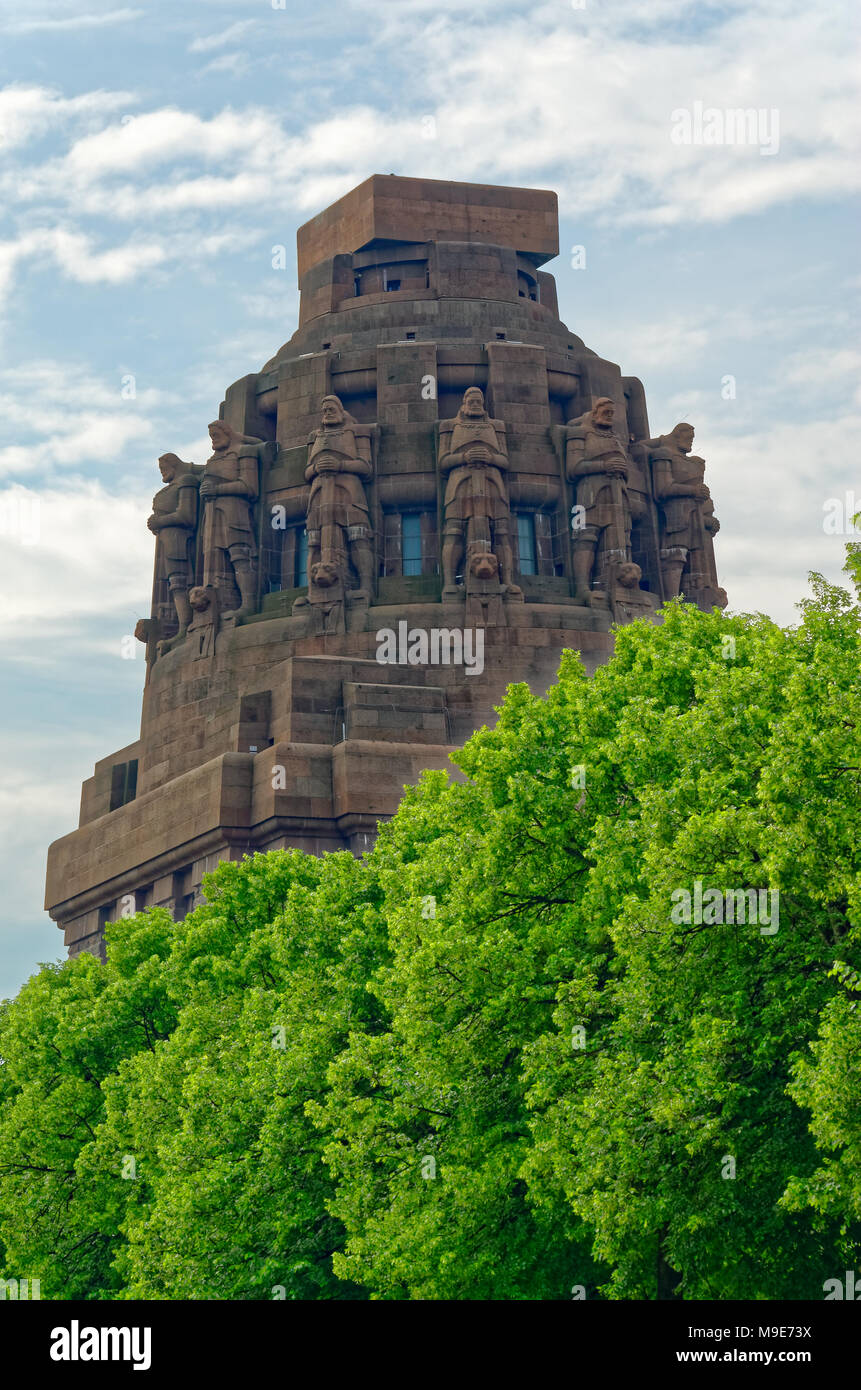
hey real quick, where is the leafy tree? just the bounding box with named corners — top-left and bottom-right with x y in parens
top-left (87, 849), bottom-right (384, 1299)
top-left (321, 587), bottom-right (861, 1299)
top-left (0, 911), bottom-right (177, 1297)
top-left (315, 742), bottom-right (605, 1299)
top-left (783, 961), bottom-right (861, 1229)
top-left (2, 572), bottom-right (859, 1302)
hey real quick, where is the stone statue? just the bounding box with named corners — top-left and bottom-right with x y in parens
top-left (564, 397), bottom-right (632, 605)
top-left (464, 549), bottom-right (506, 627)
top-left (200, 420), bottom-right (262, 620)
top-left (643, 422), bottom-right (726, 607)
top-left (134, 617), bottom-right (160, 681)
top-left (187, 585), bottom-right (219, 659)
top-left (299, 395), bottom-right (374, 631)
top-left (612, 561), bottom-right (660, 625)
top-left (146, 452), bottom-right (201, 639)
top-left (438, 386), bottom-right (519, 607)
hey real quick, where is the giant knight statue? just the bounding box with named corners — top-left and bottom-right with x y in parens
top-left (298, 395), bottom-right (374, 631)
top-left (146, 452), bottom-right (202, 640)
top-left (641, 422), bottom-right (726, 608)
top-left (564, 396), bottom-right (633, 605)
top-left (438, 386), bottom-right (519, 604)
top-left (200, 420), bottom-right (262, 620)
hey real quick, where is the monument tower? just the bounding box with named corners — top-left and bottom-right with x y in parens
top-left (45, 175), bottom-right (725, 959)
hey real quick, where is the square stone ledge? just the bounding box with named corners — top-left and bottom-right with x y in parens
top-left (297, 175), bottom-right (559, 280)
top-left (45, 753), bottom-right (254, 911)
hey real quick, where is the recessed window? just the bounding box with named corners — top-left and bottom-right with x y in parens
top-left (266, 524), bottom-right (307, 593)
top-left (402, 514), bottom-right (422, 576)
top-left (109, 759), bottom-right (138, 811)
top-left (516, 514), bottom-right (537, 575)
top-left (514, 512), bottom-right (562, 577)
top-left (295, 526), bottom-right (308, 587)
top-left (382, 512), bottom-right (437, 577)
top-left (385, 279), bottom-right (401, 292)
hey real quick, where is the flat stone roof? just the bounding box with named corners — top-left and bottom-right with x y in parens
top-left (296, 174), bottom-right (559, 279)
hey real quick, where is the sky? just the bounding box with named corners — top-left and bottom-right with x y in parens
top-left (0, 0), bottom-right (858, 998)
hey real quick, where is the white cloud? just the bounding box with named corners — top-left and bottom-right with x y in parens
top-left (0, 225), bottom-right (257, 317)
top-left (0, 0), bottom-right (857, 239)
top-left (587, 302), bottom-right (857, 389)
top-left (58, 106), bottom-right (275, 179)
top-left (0, 360), bottom-right (166, 478)
top-left (3, 8), bottom-right (143, 32)
top-left (783, 348), bottom-right (861, 399)
top-left (0, 478), bottom-right (153, 649)
top-left (678, 412), bottom-right (861, 625)
top-left (201, 52), bottom-right (252, 78)
top-left (189, 19), bottom-right (254, 52)
top-left (0, 84), bottom-right (133, 152)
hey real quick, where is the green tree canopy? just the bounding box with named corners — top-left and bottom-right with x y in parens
top-left (1, 574), bottom-right (858, 1300)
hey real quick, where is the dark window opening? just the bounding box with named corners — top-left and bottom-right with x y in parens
top-left (295, 526), bottom-right (308, 587)
top-left (514, 512), bottom-right (563, 578)
top-left (381, 512), bottom-right (438, 577)
top-left (385, 279), bottom-right (401, 292)
top-left (516, 514), bottom-right (537, 575)
top-left (110, 758), bottom-right (138, 812)
top-left (402, 514), bottom-right (422, 576)
top-left (265, 524), bottom-right (307, 594)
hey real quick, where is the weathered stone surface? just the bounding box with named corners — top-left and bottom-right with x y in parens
top-left (296, 174), bottom-right (558, 281)
top-left (44, 175), bottom-right (725, 959)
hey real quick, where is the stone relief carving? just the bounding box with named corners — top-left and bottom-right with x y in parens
top-left (138, 400), bottom-right (726, 665)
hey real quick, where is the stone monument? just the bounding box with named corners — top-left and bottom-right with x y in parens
top-left (45, 174), bottom-right (725, 959)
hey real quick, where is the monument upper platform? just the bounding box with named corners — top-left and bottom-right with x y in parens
top-left (296, 175), bottom-right (559, 279)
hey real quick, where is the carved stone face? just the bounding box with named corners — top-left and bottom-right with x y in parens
top-left (462, 388), bottom-right (485, 418)
top-left (617, 562), bottom-right (642, 589)
top-left (310, 560), bottom-right (339, 588)
top-left (208, 422), bottom-right (230, 451)
top-left (188, 586), bottom-right (211, 612)
top-left (673, 423), bottom-right (695, 452)
top-left (469, 550), bottom-right (499, 580)
top-left (320, 396), bottom-right (344, 427)
top-left (158, 454), bottom-right (178, 483)
top-left (593, 399), bottom-right (615, 429)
